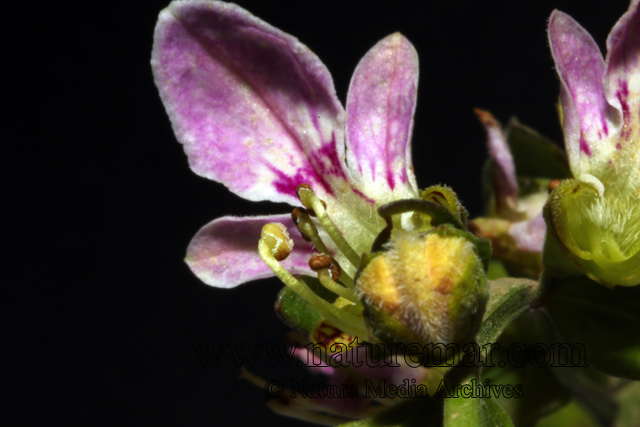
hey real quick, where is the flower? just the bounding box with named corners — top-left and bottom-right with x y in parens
top-left (469, 110), bottom-right (551, 279)
top-left (151, 0), bottom-right (421, 292)
top-left (545, 0), bottom-right (640, 286)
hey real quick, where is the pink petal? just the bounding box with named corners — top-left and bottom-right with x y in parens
top-left (345, 33), bottom-right (419, 202)
top-left (509, 212), bottom-right (546, 253)
top-left (185, 215), bottom-right (315, 288)
top-left (475, 109), bottom-right (518, 208)
top-left (604, 0), bottom-right (640, 145)
top-left (152, 1), bottom-right (347, 206)
top-left (548, 10), bottom-right (618, 177)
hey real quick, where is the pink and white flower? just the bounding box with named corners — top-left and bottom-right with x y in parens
top-left (546, 0), bottom-right (640, 286)
top-left (152, 0), bottom-right (422, 288)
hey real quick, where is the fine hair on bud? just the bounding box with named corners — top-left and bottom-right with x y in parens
top-left (356, 231), bottom-right (487, 345)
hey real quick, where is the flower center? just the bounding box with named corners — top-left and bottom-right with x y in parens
top-left (567, 187), bottom-right (640, 270)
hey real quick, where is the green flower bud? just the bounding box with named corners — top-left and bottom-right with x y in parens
top-left (356, 229), bottom-right (488, 345)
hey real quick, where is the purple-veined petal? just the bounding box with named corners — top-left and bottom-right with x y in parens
top-left (152, 0), bottom-right (347, 206)
top-left (475, 109), bottom-right (519, 212)
top-left (604, 0), bottom-right (640, 146)
top-left (509, 212), bottom-right (546, 253)
top-left (549, 10), bottom-right (618, 179)
top-left (345, 33), bottom-right (419, 203)
top-left (185, 215), bottom-right (315, 288)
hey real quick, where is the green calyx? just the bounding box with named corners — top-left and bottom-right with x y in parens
top-left (546, 179), bottom-right (640, 287)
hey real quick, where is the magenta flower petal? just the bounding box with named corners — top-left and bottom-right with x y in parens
top-left (186, 215), bottom-right (315, 288)
top-left (604, 0), bottom-right (640, 146)
top-left (548, 10), bottom-right (617, 178)
top-left (345, 33), bottom-right (419, 202)
top-left (152, 1), bottom-right (347, 205)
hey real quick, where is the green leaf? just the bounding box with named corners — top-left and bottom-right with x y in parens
top-left (444, 395), bottom-right (514, 427)
top-left (483, 311), bottom-right (572, 427)
top-left (339, 397), bottom-right (443, 427)
top-left (476, 278), bottom-right (540, 348)
top-left (543, 275), bottom-right (640, 380)
top-left (503, 118), bottom-right (569, 180)
top-left (274, 276), bottom-right (337, 332)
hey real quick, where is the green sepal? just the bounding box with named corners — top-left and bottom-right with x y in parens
top-left (378, 198), bottom-right (465, 231)
top-left (543, 275), bottom-right (640, 380)
top-left (362, 304), bottom-right (423, 347)
top-left (274, 276), bottom-right (337, 333)
top-left (476, 277), bottom-right (540, 348)
top-left (420, 185), bottom-right (469, 226)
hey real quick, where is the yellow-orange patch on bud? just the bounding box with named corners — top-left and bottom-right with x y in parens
top-left (357, 232), bottom-right (487, 345)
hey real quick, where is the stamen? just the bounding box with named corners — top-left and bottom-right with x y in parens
top-left (308, 254), bottom-right (360, 302)
top-left (258, 233), bottom-right (368, 338)
top-left (296, 184), bottom-right (361, 268)
top-left (291, 207), bottom-right (330, 254)
top-left (291, 207), bottom-right (355, 288)
top-left (260, 223), bottom-right (294, 261)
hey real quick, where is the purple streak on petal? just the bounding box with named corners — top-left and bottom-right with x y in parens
top-left (549, 10), bottom-right (615, 174)
top-left (352, 189), bottom-right (375, 204)
top-left (313, 134), bottom-right (347, 180)
top-left (151, 1), bottom-right (347, 206)
top-left (475, 110), bottom-right (518, 203)
top-left (616, 80), bottom-right (634, 140)
top-left (509, 212), bottom-right (546, 253)
top-left (604, 0), bottom-right (640, 142)
top-left (185, 215), bottom-right (315, 289)
top-left (345, 33), bottom-right (419, 195)
top-left (579, 136), bottom-right (592, 155)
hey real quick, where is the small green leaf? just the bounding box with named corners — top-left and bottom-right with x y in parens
top-left (476, 278), bottom-right (540, 348)
top-left (543, 275), bottom-right (640, 380)
top-left (503, 118), bottom-right (569, 180)
top-left (444, 395), bottom-right (514, 427)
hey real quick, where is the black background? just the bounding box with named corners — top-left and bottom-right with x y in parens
top-left (8, 0), bottom-right (628, 425)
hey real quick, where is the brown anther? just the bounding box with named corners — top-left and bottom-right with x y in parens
top-left (309, 254), bottom-right (332, 271)
top-left (549, 179), bottom-right (562, 193)
top-left (326, 262), bottom-right (341, 281)
top-left (295, 183), bottom-right (313, 201)
top-left (291, 207), bottom-right (307, 225)
top-left (309, 254), bottom-right (341, 281)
